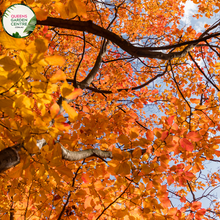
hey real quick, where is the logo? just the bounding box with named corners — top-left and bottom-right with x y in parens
top-left (1, 4), bottom-right (36, 38)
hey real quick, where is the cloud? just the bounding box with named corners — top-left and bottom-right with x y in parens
top-left (181, 0), bottom-right (198, 26)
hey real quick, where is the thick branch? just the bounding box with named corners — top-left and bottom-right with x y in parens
top-left (61, 145), bottom-right (112, 161)
top-left (76, 40), bottom-right (109, 89)
top-left (0, 146), bottom-right (20, 173)
top-left (0, 144), bottom-right (112, 173)
top-left (37, 17), bottom-right (220, 60)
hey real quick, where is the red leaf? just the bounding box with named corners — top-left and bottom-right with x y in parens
top-left (184, 171), bottom-right (195, 181)
top-left (167, 116), bottom-right (175, 126)
top-left (54, 194), bottom-right (61, 201)
top-left (161, 131), bottom-right (168, 141)
top-left (180, 196), bottom-right (186, 203)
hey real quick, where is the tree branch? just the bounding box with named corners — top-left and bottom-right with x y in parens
top-left (61, 145), bottom-right (112, 161)
top-left (84, 65), bottom-right (168, 93)
top-left (37, 17), bottom-right (220, 60)
top-left (67, 39), bottom-right (109, 89)
top-left (0, 145), bottom-right (21, 173)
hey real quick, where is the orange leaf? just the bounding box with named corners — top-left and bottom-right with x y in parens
top-left (196, 208), bottom-right (206, 216)
top-left (161, 131), bottom-right (168, 141)
top-left (112, 147), bottom-right (123, 160)
top-left (84, 197), bottom-right (92, 209)
top-left (45, 55), bottom-right (65, 66)
top-left (65, 88), bottom-right (83, 100)
top-left (191, 201), bottom-right (202, 211)
top-left (8, 162), bottom-right (23, 178)
top-left (115, 162), bottom-right (130, 175)
top-left (82, 173), bottom-right (90, 183)
top-left (146, 130), bottom-right (154, 141)
top-left (62, 101), bottom-right (78, 122)
top-left (167, 175), bottom-right (174, 185)
top-left (190, 98), bottom-right (200, 104)
top-left (180, 138), bottom-right (194, 152)
top-left (50, 143), bottom-right (62, 167)
top-left (184, 171), bottom-right (195, 181)
top-left (56, 165), bottom-right (73, 178)
top-left (50, 103), bottom-right (60, 118)
top-left (132, 147), bottom-right (142, 158)
top-left (160, 197), bottom-right (171, 208)
top-left (0, 56), bottom-right (18, 71)
top-left (50, 70), bottom-right (66, 83)
top-left (186, 131), bottom-right (202, 142)
top-left (61, 81), bottom-right (75, 98)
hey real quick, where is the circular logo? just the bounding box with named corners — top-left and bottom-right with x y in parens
top-left (1, 4), bottom-right (36, 38)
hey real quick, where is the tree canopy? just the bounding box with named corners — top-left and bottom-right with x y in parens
top-left (0, 0), bottom-right (220, 219)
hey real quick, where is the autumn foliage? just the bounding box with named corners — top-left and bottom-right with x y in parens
top-left (0, 0), bottom-right (220, 219)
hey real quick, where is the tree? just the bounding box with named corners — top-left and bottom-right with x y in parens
top-left (0, 0), bottom-right (220, 219)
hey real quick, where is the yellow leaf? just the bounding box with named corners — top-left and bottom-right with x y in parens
top-left (0, 140), bottom-right (5, 150)
top-left (46, 82), bottom-right (58, 94)
top-left (50, 70), bottom-right (66, 83)
top-left (8, 162), bottom-right (23, 178)
top-left (26, 38), bottom-right (48, 54)
top-left (53, 2), bottom-right (68, 19)
top-left (0, 56), bottom-right (18, 71)
top-left (21, 108), bottom-right (34, 122)
top-left (33, 7), bottom-right (48, 21)
top-left (30, 81), bottom-right (47, 93)
top-left (29, 68), bottom-right (47, 82)
top-left (62, 101), bottom-right (78, 122)
top-left (215, 62), bottom-right (220, 70)
top-left (61, 81), bottom-right (75, 98)
top-left (66, 0), bottom-right (77, 17)
top-left (0, 31), bottom-right (26, 50)
top-left (25, 137), bottom-right (38, 153)
top-left (45, 55), bottom-right (66, 66)
top-left (13, 95), bottom-right (34, 109)
top-left (74, 0), bottom-right (87, 17)
top-left (17, 51), bottom-right (29, 70)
